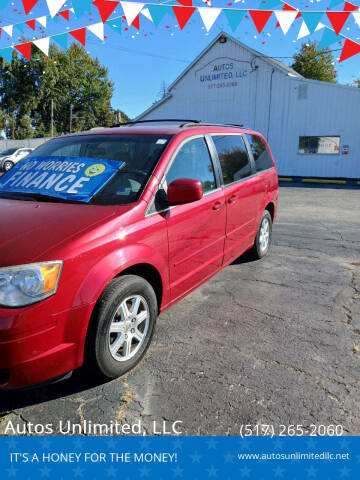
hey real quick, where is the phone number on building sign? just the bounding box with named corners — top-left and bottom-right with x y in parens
top-left (239, 424), bottom-right (344, 437)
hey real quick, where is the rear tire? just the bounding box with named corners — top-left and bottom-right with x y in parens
top-left (251, 210), bottom-right (272, 259)
top-left (3, 160), bottom-right (14, 172)
top-left (88, 275), bottom-right (157, 379)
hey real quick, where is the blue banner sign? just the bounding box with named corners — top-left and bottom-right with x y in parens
top-left (0, 156), bottom-right (123, 203)
top-left (0, 435), bottom-right (355, 479)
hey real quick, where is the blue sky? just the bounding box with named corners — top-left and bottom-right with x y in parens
top-left (1, 0), bottom-right (360, 118)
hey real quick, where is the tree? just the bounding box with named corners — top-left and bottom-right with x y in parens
top-left (291, 41), bottom-right (337, 83)
top-left (0, 43), bottom-right (129, 139)
top-left (111, 109), bottom-right (131, 125)
top-left (353, 78), bottom-right (360, 88)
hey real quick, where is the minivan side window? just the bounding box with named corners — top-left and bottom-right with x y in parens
top-left (212, 135), bottom-right (251, 185)
top-left (246, 134), bottom-right (273, 172)
top-left (165, 137), bottom-right (216, 194)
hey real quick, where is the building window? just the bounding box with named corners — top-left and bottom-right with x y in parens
top-left (298, 136), bottom-right (340, 155)
top-left (212, 135), bottom-right (252, 185)
top-left (246, 134), bottom-right (273, 172)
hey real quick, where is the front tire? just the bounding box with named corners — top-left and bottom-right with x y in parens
top-left (252, 210), bottom-right (272, 259)
top-left (3, 160), bottom-right (14, 172)
top-left (89, 275), bottom-right (157, 379)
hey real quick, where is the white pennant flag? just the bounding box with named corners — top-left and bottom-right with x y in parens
top-left (3, 25), bottom-right (13, 37)
top-left (33, 37), bottom-right (50, 56)
top-left (198, 7), bottom-right (221, 32)
top-left (121, 2), bottom-right (144, 26)
top-left (297, 20), bottom-right (325, 40)
top-left (141, 7), bottom-right (152, 22)
top-left (37, 16), bottom-right (47, 28)
top-left (275, 10), bottom-right (298, 35)
top-left (353, 12), bottom-right (360, 28)
top-left (46, 0), bottom-right (65, 18)
top-left (87, 22), bottom-right (104, 40)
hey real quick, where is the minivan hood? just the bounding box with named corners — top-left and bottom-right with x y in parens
top-left (0, 198), bottom-right (131, 266)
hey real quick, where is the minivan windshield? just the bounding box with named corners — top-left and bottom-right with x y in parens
top-left (0, 134), bottom-right (171, 205)
top-left (1, 148), bottom-right (17, 156)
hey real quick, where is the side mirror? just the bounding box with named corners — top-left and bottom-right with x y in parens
top-left (167, 178), bottom-right (203, 204)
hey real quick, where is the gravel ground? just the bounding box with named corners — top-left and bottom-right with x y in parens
top-left (1, 186), bottom-right (359, 436)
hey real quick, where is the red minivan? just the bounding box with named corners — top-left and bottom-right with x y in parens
top-left (0, 120), bottom-right (278, 389)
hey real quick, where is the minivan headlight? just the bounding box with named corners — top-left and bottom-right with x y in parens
top-left (0, 261), bottom-right (63, 307)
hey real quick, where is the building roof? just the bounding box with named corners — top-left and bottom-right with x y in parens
top-left (137, 32), bottom-right (302, 120)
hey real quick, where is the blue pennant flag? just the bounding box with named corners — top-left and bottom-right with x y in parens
top-left (319, 27), bottom-right (343, 49)
top-left (148, 5), bottom-right (173, 27)
top-left (0, 47), bottom-right (13, 65)
top-left (72, 0), bottom-right (92, 19)
top-left (258, 0), bottom-right (281, 10)
top-left (106, 18), bottom-right (122, 35)
top-left (301, 11), bottom-right (324, 34)
top-left (224, 10), bottom-right (246, 32)
top-left (52, 33), bottom-right (68, 50)
top-left (328, 0), bottom-right (343, 8)
top-left (17, 23), bottom-right (24, 33)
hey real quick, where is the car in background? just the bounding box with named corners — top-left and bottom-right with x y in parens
top-left (0, 120), bottom-right (278, 389)
top-left (0, 147), bottom-right (34, 172)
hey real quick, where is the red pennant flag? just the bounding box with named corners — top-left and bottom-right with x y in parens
top-left (21, 0), bottom-right (39, 15)
top-left (25, 19), bottom-right (36, 30)
top-left (132, 14), bottom-right (140, 30)
top-left (326, 11), bottom-right (350, 35)
top-left (172, 6), bottom-right (196, 29)
top-left (15, 42), bottom-right (32, 60)
top-left (92, 0), bottom-right (119, 23)
top-left (59, 9), bottom-right (70, 20)
top-left (343, 1), bottom-right (358, 12)
top-left (70, 28), bottom-right (86, 46)
top-left (176, 0), bottom-right (193, 5)
top-left (249, 10), bottom-right (272, 34)
top-left (339, 38), bottom-right (360, 62)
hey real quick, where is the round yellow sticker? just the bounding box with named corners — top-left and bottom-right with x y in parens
top-left (85, 164), bottom-right (106, 177)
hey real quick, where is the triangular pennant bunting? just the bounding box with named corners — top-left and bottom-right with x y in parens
top-left (26, 19), bottom-right (36, 30)
top-left (72, 0), bottom-right (92, 18)
top-left (121, 1), bottom-right (144, 25)
top-left (297, 20), bottom-right (325, 40)
top-left (37, 16), bottom-right (47, 28)
top-left (275, 10), bottom-right (298, 35)
top-left (318, 26), bottom-right (343, 49)
top-left (17, 23), bottom-right (25, 33)
top-left (353, 11), bottom-right (360, 28)
top-left (172, 6), bottom-right (196, 29)
top-left (224, 9), bottom-right (245, 32)
top-left (249, 10), bottom-right (272, 34)
top-left (176, 0), bottom-right (193, 5)
top-left (339, 38), bottom-right (360, 62)
top-left (141, 7), bottom-right (152, 22)
top-left (0, 47), bottom-right (13, 65)
top-left (46, 0), bottom-right (66, 18)
top-left (21, 0), bottom-right (40, 15)
top-left (93, 0), bottom-right (119, 23)
top-left (87, 21), bottom-right (104, 40)
top-left (15, 42), bottom-right (32, 60)
top-left (327, 11), bottom-right (350, 35)
top-left (59, 9), bottom-right (70, 20)
top-left (3, 25), bottom-right (13, 37)
top-left (198, 7), bottom-right (221, 32)
top-left (147, 5), bottom-right (172, 27)
top-left (106, 18), bottom-right (122, 34)
top-left (328, 0), bottom-right (343, 7)
top-left (132, 13), bottom-right (140, 29)
top-left (33, 36), bottom-right (50, 55)
top-left (301, 11), bottom-right (323, 34)
top-left (52, 32), bottom-right (68, 49)
top-left (343, 1), bottom-right (359, 12)
top-left (70, 27), bottom-right (87, 45)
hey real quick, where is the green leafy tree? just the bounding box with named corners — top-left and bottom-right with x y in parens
top-left (291, 41), bottom-right (337, 83)
top-left (0, 43), bottom-right (128, 139)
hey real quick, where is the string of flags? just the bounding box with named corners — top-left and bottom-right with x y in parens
top-left (1, 0), bottom-right (360, 63)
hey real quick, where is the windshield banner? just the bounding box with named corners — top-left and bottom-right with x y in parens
top-left (0, 156), bottom-right (124, 203)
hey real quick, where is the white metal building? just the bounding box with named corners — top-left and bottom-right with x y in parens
top-left (138, 33), bottom-right (360, 179)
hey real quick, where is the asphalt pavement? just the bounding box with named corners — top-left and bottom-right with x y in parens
top-left (1, 186), bottom-right (360, 436)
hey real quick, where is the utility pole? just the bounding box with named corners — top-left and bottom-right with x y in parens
top-left (51, 99), bottom-right (54, 137)
top-left (69, 104), bottom-right (73, 134)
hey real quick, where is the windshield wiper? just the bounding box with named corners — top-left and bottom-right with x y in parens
top-left (0, 192), bottom-right (87, 204)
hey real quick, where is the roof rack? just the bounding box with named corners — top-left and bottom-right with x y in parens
top-left (181, 121), bottom-right (245, 128)
top-left (111, 119), bottom-right (202, 128)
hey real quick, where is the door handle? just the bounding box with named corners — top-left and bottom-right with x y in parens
top-left (228, 194), bottom-right (237, 204)
top-left (212, 201), bottom-right (223, 211)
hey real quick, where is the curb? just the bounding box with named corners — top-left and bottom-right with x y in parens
top-left (278, 177), bottom-right (360, 186)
